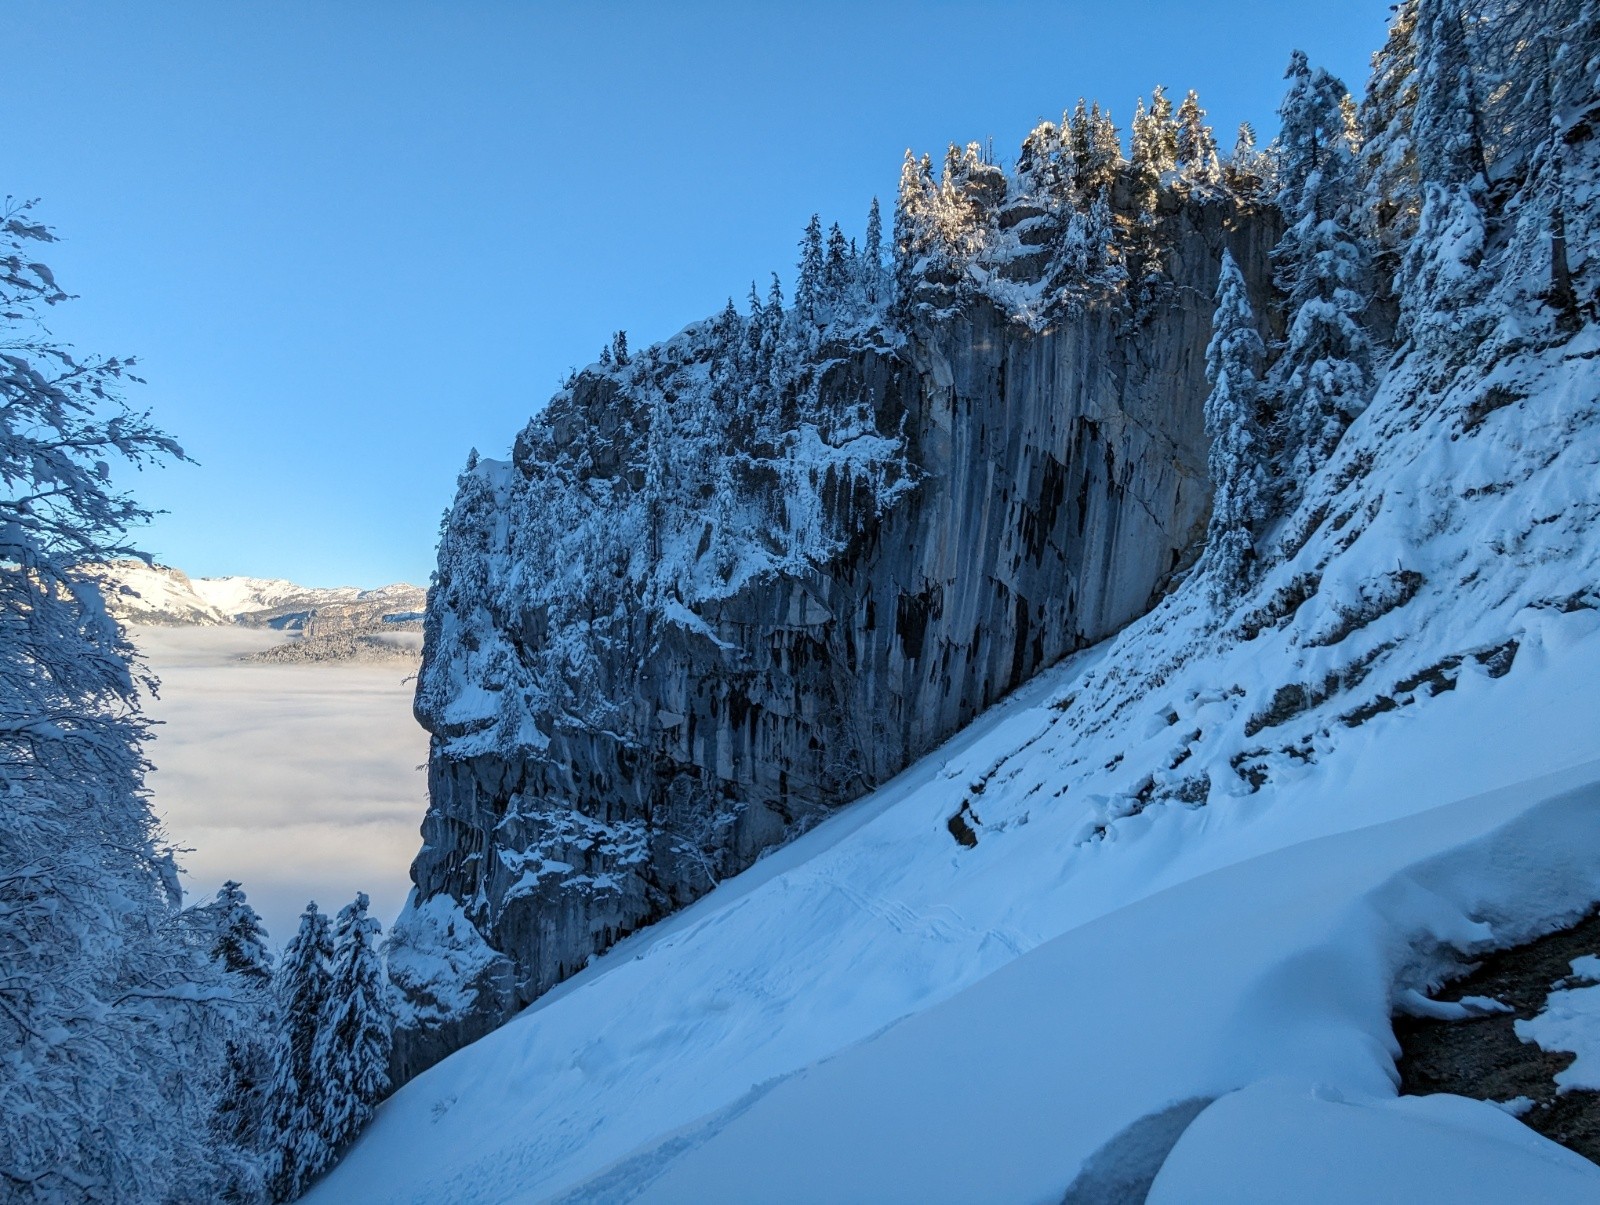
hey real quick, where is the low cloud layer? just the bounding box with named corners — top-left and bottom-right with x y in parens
top-left (133, 625), bottom-right (428, 947)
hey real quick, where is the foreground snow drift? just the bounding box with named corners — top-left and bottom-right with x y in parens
top-left (311, 604), bottom-right (1600, 1204)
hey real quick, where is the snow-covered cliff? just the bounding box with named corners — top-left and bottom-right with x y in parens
top-left (390, 154), bottom-right (1284, 1078)
top-left (387, 0), bottom-right (1600, 1114)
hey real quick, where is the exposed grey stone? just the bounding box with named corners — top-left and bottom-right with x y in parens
top-left (391, 191), bottom-right (1281, 1085)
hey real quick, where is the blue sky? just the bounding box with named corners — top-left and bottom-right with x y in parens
top-left (5, 0), bottom-right (1395, 587)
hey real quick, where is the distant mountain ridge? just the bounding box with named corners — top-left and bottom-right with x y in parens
top-left (90, 562), bottom-right (427, 663)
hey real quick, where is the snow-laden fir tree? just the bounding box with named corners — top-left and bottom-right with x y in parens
top-left (1054, 188), bottom-right (1124, 296)
top-left (189, 881), bottom-right (277, 1202)
top-left (0, 199), bottom-right (248, 1202)
top-left (1224, 122), bottom-right (1267, 195)
top-left (1202, 250), bottom-right (1270, 603)
top-left (1175, 89), bottom-right (1220, 186)
top-left (1080, 103), bottom-right (1123, 198)
top-left (1268, 52), bottom-right (1374, 490)
top-left (796, 213), bottom-right (825, 329)
top-left (937, 141), bottom-right (1000, 266)
top-left (863, 196), bottom-right (886, 305)
top-left (312, 893), bottom-right (393, 1164)
top-left (893, 149), bottom-right (937, 302)
top-left (201, 879), bottom-right (275, 983)
top-left (1129, 87), bottom-right (1178, 216)
top-left (1357, 0), bottom-right (1420, 301)
top-left (1396, 0), bottom-right (1493, 353)
top-left (1127, 87), bottom-right (1179, 290)
top-left (1017, 119), bottom-right (1075, 212)
top-left (823, 222), bottom-right (852, 315)
top-left (268, 902), bottom-right (335, 1200)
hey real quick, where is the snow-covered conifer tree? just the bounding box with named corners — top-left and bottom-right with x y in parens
top-left (1268, 52), bottom-right (1374, 488)
top-left (893, 150), bottom-right (938, 307)
top-left (188, 881), bottom-right (276, 1201)
top-left (200, 880), bottom-right (275, 984)
top-left (824, 221), bottom-right (851, 315)
top-left (796, 214), bottom-right (825, 327)
top-left (1067, 100), bottom-right (1092, 186)
top-left (1077, 103), bottom-right (1123, 203)
top-left (745, 281), bottom-right (765, 364)
top-left (268, 902), bottom-right (335, 1200)
top-left (863, 196), bottom-right (885, 305)
top-left (936, 142), bottom-right (991, 262)
top-left (1357, 0), bottom-right (1420, 308)
top-left (312, 893), bottom-right (393, 1164)
top-left (1131, 87), bottom-right (1179, 206)
top-left (1018, 119), bottom-right (1072, 210)
top-left (759, 271), bottom-right (788, 397)
top-left (763, 272), bottom-right (785, 351)
top-left (1203, 250), bottom-right (1270, 602)
top-left (1128, 88), bottom-right (1179, 284)
top-left (1395, 0), bottom-right (1493, 352)
top-left (1225, 122), bottom-right (1266, 194)
top-left (1129, 97), bottom-right (1158, 215)
top-left (1175, 89), bottom-right (1220, 186)
top-left (1055, 187), bottom-right (1124, 294)
top-left (718, 296), bottom-right (741, 339)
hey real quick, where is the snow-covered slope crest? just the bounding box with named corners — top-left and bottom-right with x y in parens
top-left (313, 626), bottom-right (1600, 1203)
top-left (187, 574), bottom-right (361, 618)
top-left (88, 560), bottom-right (232, 625)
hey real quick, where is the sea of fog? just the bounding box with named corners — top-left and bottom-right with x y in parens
top-left (131, 625), bottom-right (428, 948)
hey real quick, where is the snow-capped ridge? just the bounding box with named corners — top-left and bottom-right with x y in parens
top-left (89, 560), bottom-right (425, 629)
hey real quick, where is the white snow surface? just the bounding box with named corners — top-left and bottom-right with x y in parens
top-left (187, 574), bottom-right (361, 617)
top-left (312, 606), bottom-right (1600, 1203)
top-left (1517, 975), bottom-right (1600, 1094)
top-left (1146, 1080), bottom-right (1600, 1204)
top-left (93, 561), bottom-right (232, 624)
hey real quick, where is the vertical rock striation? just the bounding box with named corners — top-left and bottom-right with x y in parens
top-left (389, 187), bottom-right (1280, 1084)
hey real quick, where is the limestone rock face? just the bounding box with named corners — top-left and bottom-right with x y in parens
top-left (391, 191), bottom-right (1279, 1084)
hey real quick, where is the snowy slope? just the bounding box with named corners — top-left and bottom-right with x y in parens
top-left (90, 561), bottom-right (233, 625)
top-left (312, 597), bottom-right (1600, 1203)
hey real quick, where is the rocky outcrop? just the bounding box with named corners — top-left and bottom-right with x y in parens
top-left (391, 189), bottom-right (1281, 1084)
